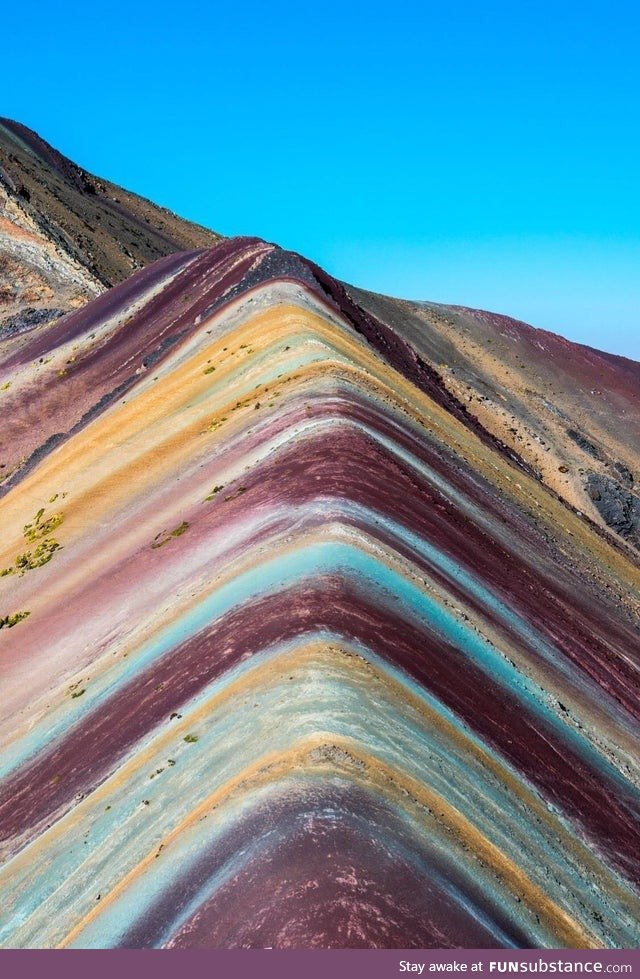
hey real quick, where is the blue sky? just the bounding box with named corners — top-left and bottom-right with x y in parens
top-left (4, 0), bottom-right (640, 358)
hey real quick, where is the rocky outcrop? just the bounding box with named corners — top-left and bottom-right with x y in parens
top-left (587, 471), bottom-right (640, 548)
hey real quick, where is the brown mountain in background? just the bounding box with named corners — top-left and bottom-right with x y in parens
top-left (351, 288), bottom-right (640, 553)
top-left (0, 118), bottom-right (220, 338)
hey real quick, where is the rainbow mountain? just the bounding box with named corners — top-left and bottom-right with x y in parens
top-left (0, 203), bottom-right (639, 945)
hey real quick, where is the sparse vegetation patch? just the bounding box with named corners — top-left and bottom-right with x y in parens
top-left (204, 485), bottom-right (225, 501)
top-left (0, 611), bottom-right (31, 629)
top-left (151, 521), bottom-right (190, 549)
top-left (1, 507), bottom-right (64, 576)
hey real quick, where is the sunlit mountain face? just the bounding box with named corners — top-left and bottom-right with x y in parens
top-left (0, 136), bottom-right (639, 950)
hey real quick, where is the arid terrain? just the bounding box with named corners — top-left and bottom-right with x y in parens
top-left (0, 124), bottom-right (638, 950)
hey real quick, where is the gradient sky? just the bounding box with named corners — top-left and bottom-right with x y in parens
top-left (4, 0), bottom-right (640, 358)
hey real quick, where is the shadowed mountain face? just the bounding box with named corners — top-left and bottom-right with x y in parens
top-left (0, 237), bottom-right (639, 950)
top-left (0, 118), bottom-right (220, 339)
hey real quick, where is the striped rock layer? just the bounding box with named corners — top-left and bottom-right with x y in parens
top-left (0, 238), bottom-right (639, 949)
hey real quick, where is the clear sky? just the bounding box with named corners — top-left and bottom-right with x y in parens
top-left (4, 0), bottom-right (640, 359)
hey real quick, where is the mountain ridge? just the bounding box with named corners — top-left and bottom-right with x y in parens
top-left (0, 228), bottom-right (639, 948)
top-left (3, 119), bottom-right (637, 551)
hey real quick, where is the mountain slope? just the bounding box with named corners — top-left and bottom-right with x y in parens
top-left (351, 289), bottom-right (640, 551)
top-left (0, 118), bottom-right (220, 339)
top-left (2, 121), bottom-right (638, 551)
top-left (0, 238), bottom-right (638, 949)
